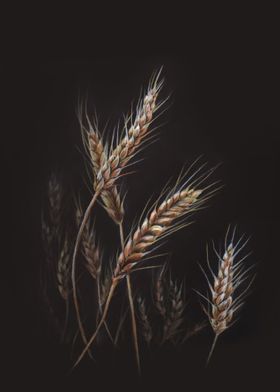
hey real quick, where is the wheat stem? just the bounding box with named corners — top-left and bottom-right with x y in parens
top-left (73, 279), bottom-right (117, 368)
top-left (207, 334), bottom-right (219, 365)
top-left (119, 223), bottom-right (141, 374)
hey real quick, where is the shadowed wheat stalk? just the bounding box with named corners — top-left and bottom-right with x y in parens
top-left (198, 227), bottom-right (255, 363)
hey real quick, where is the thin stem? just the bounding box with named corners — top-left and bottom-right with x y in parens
top-left (119, 223), bottom-right (125, 249)
top-left (73, 280), bottom-right (117, 368)
top-left (119, 223), bottom-right (141, 374)
top-left (71, 191), bottom-right (100, 356)
top-left (126, 274), bottom-right (141, 374)
top-left (114, 306), bottom-right (129, 346)
top-left (207, 333), bottom-right (219, 365)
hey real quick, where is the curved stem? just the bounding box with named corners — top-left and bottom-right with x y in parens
top-left (119, 223), bottom-right (141, 375)
top-left (71, 191), bottom-right (100, 355)
top-left (73, 280), bottom-right (117, 368)
top-left (126, 274), bottom-right (141, 374)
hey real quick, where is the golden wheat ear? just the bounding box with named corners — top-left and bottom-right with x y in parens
top-left (77, 100), bottom-right (124, 224)
top-left (196, 226), bottom-right (255, 364)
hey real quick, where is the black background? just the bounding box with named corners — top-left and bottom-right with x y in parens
top-left (8, 10), bottom-right (280, 392)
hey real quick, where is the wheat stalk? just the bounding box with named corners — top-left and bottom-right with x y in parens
top-left (73, 173), bottom-right (208, 367)
top-left (199, 228), bottom-right (254, 363)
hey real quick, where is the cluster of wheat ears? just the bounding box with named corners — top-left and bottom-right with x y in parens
top-left (41, 70), bottom-right (255, 373)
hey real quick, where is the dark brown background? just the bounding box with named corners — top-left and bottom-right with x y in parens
top-left (8, 8), bottom-right (280, 392)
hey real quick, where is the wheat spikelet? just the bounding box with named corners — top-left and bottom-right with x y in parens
top-left (199, 228), bottom-right (254, 363)
top-left (57, 236), bottom-right (70, 300)
top-left (137, 297), bottom-right (152, 345)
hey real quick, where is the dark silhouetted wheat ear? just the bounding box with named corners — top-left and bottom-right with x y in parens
top-left (162, 279), bottom-right (185, 343)
top-left (137, 297), bottom-right (152, 345)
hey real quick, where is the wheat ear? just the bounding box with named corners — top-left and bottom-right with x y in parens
top-left (72, 73), bottom-right (163, 353)
top-left (73, 175), bottom-right (206, 368)
top-left (162, 278), bottom-right (185, 344)
top-left (137, 297), bottom-right (153, 345)
top-left (199, 229), bottom-right (254, 364)
top-left (79, 111), bottom-right (124, 224)
top-left (95, 74), bottom-right (163, 192)
top-left (48, 173), bottom-right (63, 236)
